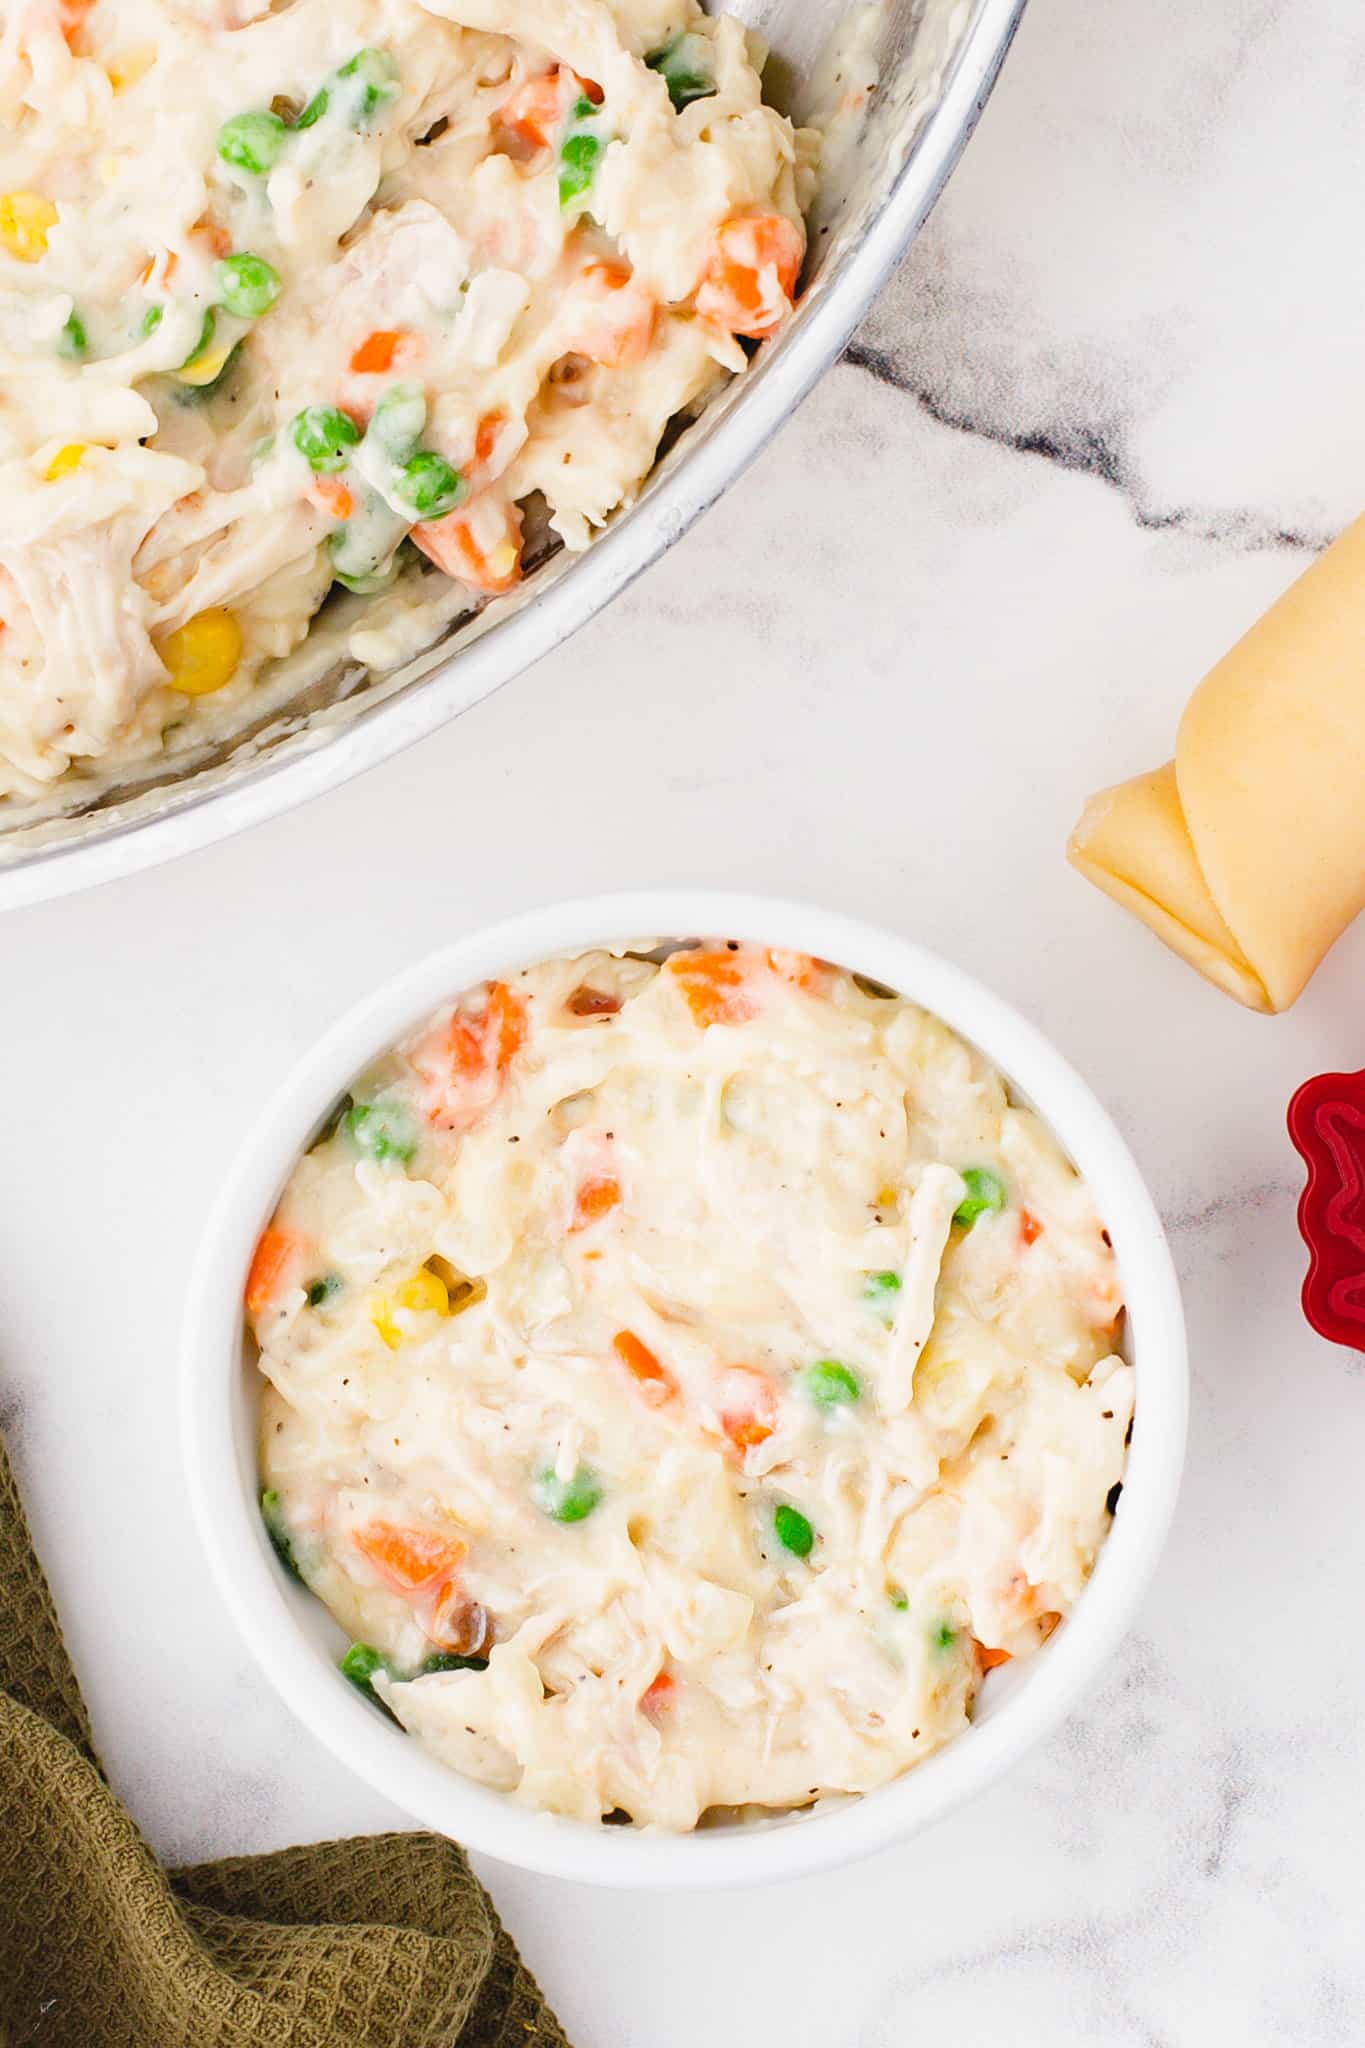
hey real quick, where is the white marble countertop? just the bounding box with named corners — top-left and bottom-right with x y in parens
top-left (5, 0), bottom-right (1365, 2039)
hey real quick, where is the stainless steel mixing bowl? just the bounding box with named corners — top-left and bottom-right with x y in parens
top-left (0, 0), bottom-right (1024, 909)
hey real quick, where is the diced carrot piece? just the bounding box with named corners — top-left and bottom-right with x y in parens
top-left (354, 1521), bottom-right (485, 1653)
top-left (1019, 1209), bottom-right (1044, 1247)
top-left (349, 330), bottom-right (416, 376)
top-left (417, 979), bottom-right (528, 1131)
top-left (486, 979), bottom-right (527, 1067)
top-left (613, 1329), bottom-right (678, 1402)
top-left (1084, 1268), bottom-right (1124, 1334)
top-left (444, 1010), bottom-right (486, 1081)
top-left (696, 212), bottom-right (804, 339)
top-left (474, 410), bottom-right (505, 469)
top-left (640, 1670), bottom-right (676, 1721)
top-left (572, 1175), bottom-right (621, 1230)
top-left (308, 474), bottom-right (354, 522)
top-left (245, 1226), bottom-right (309, 1312)
top-left (497, 69), bottom-right (566, 150)
top-left (354, 1520), bottom-right (466, 1592)
top-left (974, 1639), bottom-right (1013, 1673)
top-left (716, 1365), bottom-right (779, 1451)
top-left (767, 948), bottom-right (825, 992)
top-left (192, 217), bottom-right (232, 259)
top-left (57, 0), bottom-right (94, 50)
top-left (564, 261), bottom-right (656, 369)
top-left (412, 499), bottom-right (523, 593)
top-left (668, 948), bottom-right (757, 1029)
top-left (443, 980), bottom-right (525, 1078)
top-left (137, 248), bottom-right (178, 288)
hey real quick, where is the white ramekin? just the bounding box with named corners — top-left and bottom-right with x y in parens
top-left (181, 891), bottom-right (1187, 1889)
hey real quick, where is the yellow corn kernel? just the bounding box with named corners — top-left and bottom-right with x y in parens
top-left (44, 443), bottom-right (87, 481)
top-left (874, 1184), bottom-right (900, 1211)
top-left (367, 1292), bottom-right (401, 1350)
top-left (0, 192), bottom-right (59, 263)
top-left (395, 1266), bottom-right (451, 1317)
top-left (107, 46), bottom-right (154, 92)
top-left (174, 343), bottom-right (233, 389)
top-left (158, 608), bottom-right (242, 696)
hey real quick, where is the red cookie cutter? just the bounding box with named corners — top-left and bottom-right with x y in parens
top-left (1288, 1067), bottom-right (1365, 1352)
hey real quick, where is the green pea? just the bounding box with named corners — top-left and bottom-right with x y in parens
top-left (337, 47), bottom-right (400, 127)
top-left (953, 1166), bottom-right (1008, 1228)
top-left (802, 1359), bottom-right (861, 1409)
top-left (888, 1585), bottom-right (909, 1611)
top-left (339, 1642), bottom-right (393, 1713)
top-left (215, 252), bottom-right (281, 319)
top-left (420, 1650), bottom-right (490, 1674)
top-left (306, 1274), bottom-right (341, 1308)
top-left (260, 1488), bottom-right (303, 1581)
top-left (932, 1620), bottom-right (958, 1652)
top-left (331, 556), bottom-right (401, 595)
top-left (296, 87), bottom-right (329, 129)
top-left (393, 450), bottom-right (464, 520)
top-left (180, 307), bottom-right (217, 370)
top-left (558, 130), bottom-right (600, 205)
top-left (369, 381), bottom-right (427, 461)
top-left (140, 304), bottom-right (163, 337)
top-left (59, 309), bottom-right (86, 359)
top-left (340, 1644), bottom-right (402, 1723)
top-left (773, 1503), bottom-right (814, 1558)
top-left (863, 1269), bottom-right (901, 1305)
top-left (646, 32), bottom-right (715, 111)
top-left (342, 1098), bottom-right (416, 1164)
top-left (532, 1464), bottom-right (602, 1523)
top-left (291, 404), bottom-right (361, 473)
top-left (571, 93), bottom-right (597, 121)
top-left (217, 109), bottom-right (289, 175)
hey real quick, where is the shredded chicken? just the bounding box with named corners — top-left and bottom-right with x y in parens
top-left (252, 944), bottom-right (1132, 1831)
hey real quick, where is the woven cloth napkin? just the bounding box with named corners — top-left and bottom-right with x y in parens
top-left (0, 1429), bottom-right (572, 2048)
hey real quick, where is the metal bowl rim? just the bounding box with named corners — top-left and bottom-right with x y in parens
top-left (0, 0), bottom-right (1026, 912)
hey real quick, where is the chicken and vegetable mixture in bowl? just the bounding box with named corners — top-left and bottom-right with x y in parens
top-left (0, 0), bottom-right (812, 797)
top-left (247, 937), bottom-right (1135, 1833)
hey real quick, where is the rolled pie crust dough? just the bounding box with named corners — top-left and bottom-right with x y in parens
top-left (1068, 513), bottom-right (1365, 1012)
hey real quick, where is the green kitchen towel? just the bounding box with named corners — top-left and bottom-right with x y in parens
top-left (0, 1428), bottom-right (571, 2048)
